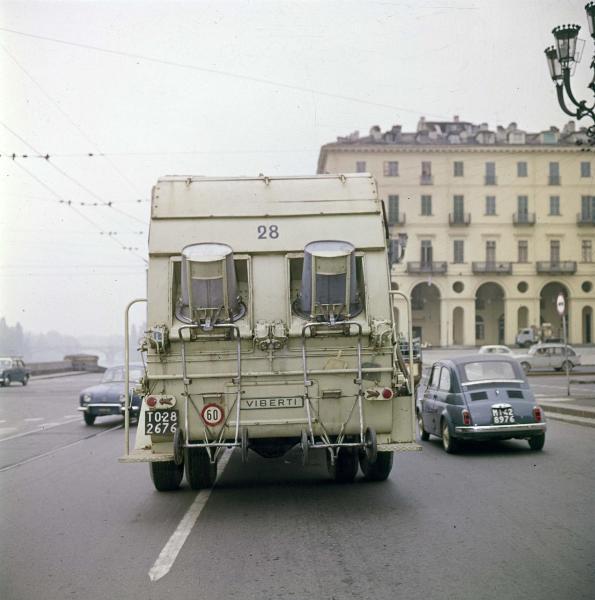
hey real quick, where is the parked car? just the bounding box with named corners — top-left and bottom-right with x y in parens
top-left (0, 357), bottom-right (30, 386)
top-left (78, 364), bottom-right (144, 425)
top-left (478, 345), bottom-right (514, 355)
top-left (515, 343), bottom-right (581, 374)
top-left (416, 355), bottom-right (546, 453)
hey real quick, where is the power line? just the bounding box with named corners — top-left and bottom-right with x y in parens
top-left (1, 122), bottom-right (148, 226)
top-left (1, 43), bottom-right (144, 197)
top-left (0, 26), bottom-right (451, 120)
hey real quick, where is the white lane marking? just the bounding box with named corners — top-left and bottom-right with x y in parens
top-left (0, 416), bottom-right (80, 443)
top-left (0, 420), bottom-right (6, 424)
top-left (62, 414), bottom-right (78, 419)
top-left (0, 424), bottom-right (122, 473)
top-left (0, 427), bottom-right (18, 436)
top-left (24, 418), bottom-right (44, 422)
top-left (148, 450), bottom-right (233, 583)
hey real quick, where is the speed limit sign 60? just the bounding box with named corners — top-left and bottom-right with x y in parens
top-left (201, 403), bottom-right (225, 426)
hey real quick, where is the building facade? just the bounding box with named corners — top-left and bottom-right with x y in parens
top-left (317, 117), bottom-right (595, 347)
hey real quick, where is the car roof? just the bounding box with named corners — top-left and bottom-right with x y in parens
top-left (435, 354), bottom-right (520, 368)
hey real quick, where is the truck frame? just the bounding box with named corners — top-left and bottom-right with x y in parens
top-left (120, 173), bottom-right (419, 490)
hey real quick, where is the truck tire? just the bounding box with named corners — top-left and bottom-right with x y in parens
top-left (185, 447), bottom-right (217, 490)
top-left (150, 460), bottom-right (184, 491)
top-left (83, 413), bottom-right (96, 426)
top-left (327, 448), bottom-right (358, 483)
top-left (359, 451), bottom-right (394, 481)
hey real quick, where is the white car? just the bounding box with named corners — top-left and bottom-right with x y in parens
top-left (478, 345), bottom-right (514, 355)
top-left (515, 343), bottom-right (581, 373)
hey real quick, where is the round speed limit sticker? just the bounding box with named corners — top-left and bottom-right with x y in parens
top-left (201, 403), bottom-right (225, 426)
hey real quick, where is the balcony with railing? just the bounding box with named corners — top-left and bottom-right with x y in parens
top-left (472, 261), bottom-right (513, 274)
top-left (420, 174), bottom-right (434, 185)
top-left (448, 212), bottom-right (471, 226)
top-left (577, 213), bottom-right (595, 226)
top-left (484, 175), bottom-right (497, 185)
top-left (536, 261), bottom-right (577, 274)
top-left (388, 212), bottom-right (406, 226)
top-left (513, 212), bottom-right (536, 226)
top-left (406, 261), bottom-right (448, 275)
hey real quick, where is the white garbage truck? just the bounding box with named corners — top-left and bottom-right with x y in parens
top-left (120, 173), bottom-right (419, 491)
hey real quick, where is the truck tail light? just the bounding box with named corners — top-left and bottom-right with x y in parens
top-left (462, 409), bottom-right (471, 426)
top-left (382, 388), bottom-right (394, 399)
top-left (146, 396), bottom-right (157, 408)
top-left (533, 406), bottom-right (543, 422)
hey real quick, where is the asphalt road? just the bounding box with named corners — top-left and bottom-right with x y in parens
top-left (1, 375), bottom-right (594, 600)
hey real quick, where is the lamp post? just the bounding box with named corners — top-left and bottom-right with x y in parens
top-left (544, 2), bottom-right (595, 146)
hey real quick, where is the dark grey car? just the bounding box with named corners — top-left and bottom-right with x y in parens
top-left (416, 355), bottom-right (546, 453)
top-left (0, 357), bottom-right (31, 386)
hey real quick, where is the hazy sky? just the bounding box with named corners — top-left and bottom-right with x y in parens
top-left (0, 0), bottom-right (590, 337)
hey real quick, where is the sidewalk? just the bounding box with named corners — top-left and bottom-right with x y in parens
top-left (538, 396), bottom-right (595, 428)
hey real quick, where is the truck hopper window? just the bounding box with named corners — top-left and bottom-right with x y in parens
top-left (175, 243), bottom-right (246, 328)
top-left (292, 240), bottom-right (363, 323)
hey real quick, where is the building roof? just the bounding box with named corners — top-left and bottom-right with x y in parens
top-left (317, 117), bottom-right (589, 172)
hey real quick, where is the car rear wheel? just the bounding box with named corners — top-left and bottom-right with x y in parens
top-left (4, 376), bottom-right (11, 387)
top-left (441, 420), bottom-right (459, 454)
top-left (327, 447), bottom-right (359, 483)
top-left (528, 434), bottom-right (545, 451)
top-left (22, 375), bottom-right (29, 386)
top-left (417, 412), bottom-right (430, 441)
top-left (83, 413), bottom-right (96, 426)
top-left (521, 362), bottom-right (531, 374)
top-left (149, 460), bottom-right (184, 491)
top-left (561, 361), bottom-right (573, 372)
top-left (185, 447), bottom-right (217, 490)
top-left (359, 450), bottom-right (393, 481)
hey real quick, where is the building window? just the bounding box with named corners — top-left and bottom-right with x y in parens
top-left (582, 240), bottom-right (593, 263)
top-left (453, 161), bottom-right (464, 177)
top-left (453, 240), bottom-right (464, 263)
top-left (356, 161), bottom-right (366, 173)
top-left (549, 196), bottom-right (560, 215)
top-left (387, 194), bottom-right (399, 225)
top-left (421, 195), bottom-right (432, 215)
top-left (580, 161), bottom-right (591, 178)
top-left (485, 162), bottom-right (496, 185)
top-left (518, 240), bottom-right (528, 263)
top-left (453, 195), bottom-right (465, 221)
top-left (581, 195), bottom-right (595, 221)
top-left (517, 161), bottom-right (528, 177)
top-left (421, 240), bottom-right (433, 265)
top-left (421, 161), bottom-right (432, 184)
top-left (486, 240), bottom-right (496, 264)
top-left (475, 315), bottom-right (485, 340)
top-left (550, 240), bottom-right (560, 265)
top-left (485, 196), bottom-right (496, 215)
top-left (383, 161), bottom-right (399, 177)
top-left (549, 162), bottom-right (560, 185)
top-left (517, 195), bottom-right (529, 219)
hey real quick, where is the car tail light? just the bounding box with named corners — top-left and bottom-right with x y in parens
top-left (382, 388), bottom-right (394, 400)
top-left (462, 409), bottom-right (471, 426)
top-left (146, 396), bottom-right (157, 408)
top-left (533, 406), bottom-right (543, 422)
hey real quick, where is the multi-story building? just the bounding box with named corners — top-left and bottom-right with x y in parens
top-left (317, 117), bottom-right (595, 347)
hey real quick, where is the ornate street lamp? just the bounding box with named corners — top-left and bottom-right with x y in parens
top-left (545, 2), bottom-right (595, 145)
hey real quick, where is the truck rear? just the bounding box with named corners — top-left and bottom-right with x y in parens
top-left (120, 173), bottom-right (419, 490)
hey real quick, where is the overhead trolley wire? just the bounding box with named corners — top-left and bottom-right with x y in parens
top-left (1, 43), bottom-right (144, 198)
top-left (0, 26), bottom-right (451, 120)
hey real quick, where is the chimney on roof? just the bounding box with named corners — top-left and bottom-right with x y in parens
top-left (417, 116), bottom-right (427, 132)
top-left (508, 122), bottom-right (517, 131)
top-left (453, 115), bottom-right (459, 122)
top-left (563, 120), bottom-right (576, 134)
top-left (480, 122), bottom-right (489, 131)
top-left (370, 125), bottom-right (382, 141)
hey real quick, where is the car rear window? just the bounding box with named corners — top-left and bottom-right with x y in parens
top-left (462, 361), bottom-right (517, 382)
top-left (0, 359), bottom-right (12, 368)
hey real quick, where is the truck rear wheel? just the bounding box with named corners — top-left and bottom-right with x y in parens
top-left (185, 447), bottom-right (217, 490)
top-left (359, 451), bottom-right (393, 481)
top-left (327, 448), bottom-right (358, 483)
top-left (149, 460), bottom-right (184, 491)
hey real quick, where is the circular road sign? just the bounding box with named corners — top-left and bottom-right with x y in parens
top-left (556, 293), bottom-right (565, 316)
top-left (201, 403), bottom-right (225, 427)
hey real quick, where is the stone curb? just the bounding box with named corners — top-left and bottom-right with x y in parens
top-left (538, 400), bottom-right (595, 420)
